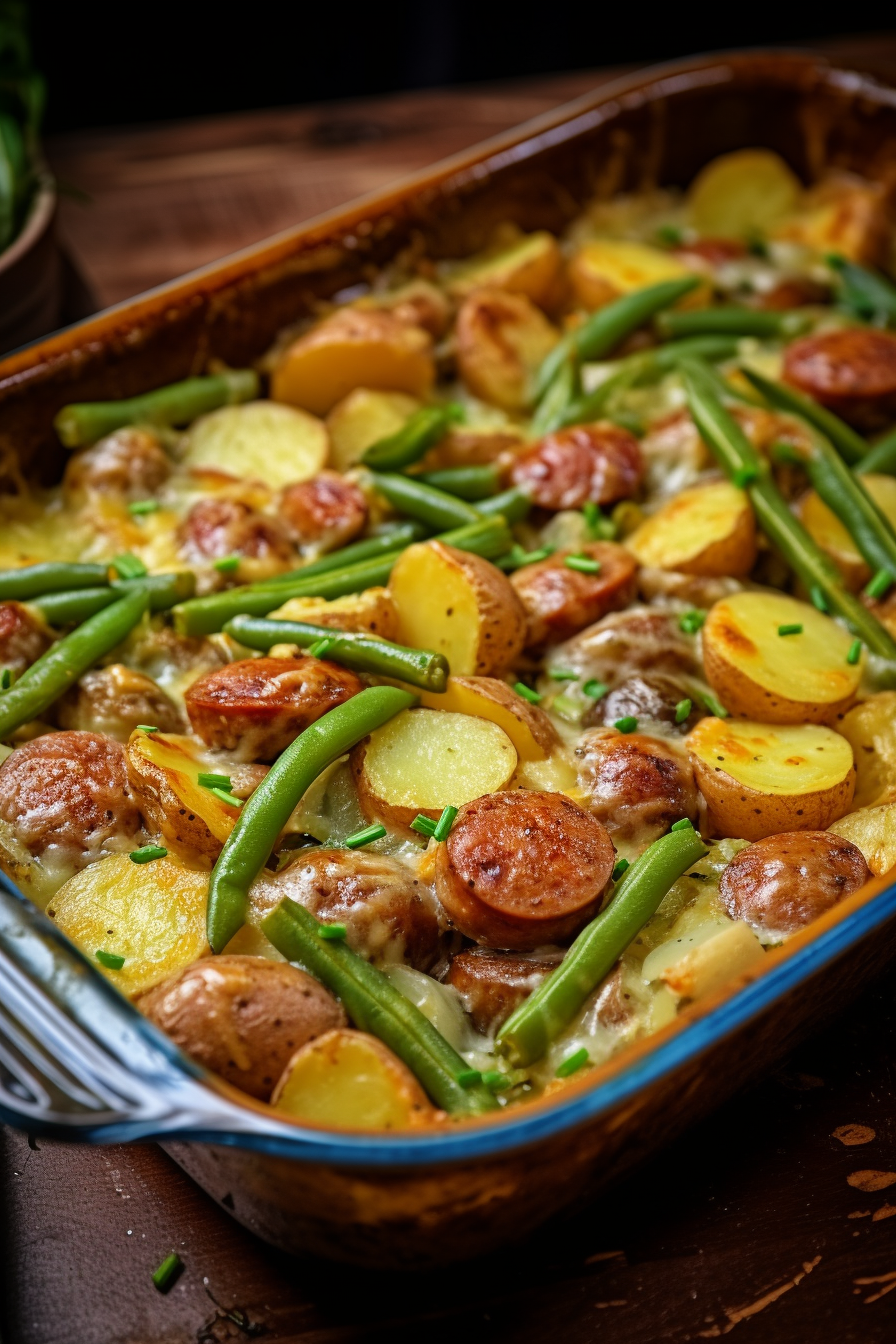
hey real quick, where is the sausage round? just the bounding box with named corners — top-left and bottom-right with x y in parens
top-left (435, 790), bottom-right (615, 950)
top-left (278, 471), bottom-right (368, 552)
top-left (548, 607), bottom-right (701, 685)
top-left (511, 423), bottom-right (644, 511)
top-left (58, 664), bottom-right (182, 741)
top-left (178, 498), bottom-right (295, 567)
top-left (575, 729), bottom-right (699, 844)
top-left (0, 601), bottom-right (51, 675)
top-left (0, 730), bottom-right (143, 865)
top-left (719, 831), bottom-right (870, 937)
top-left (63, 428), bottom-right (171, 502)
top-left (783, 328), bottom-right (896, 429)
top-left (589, 673), bottom-right (703, 734)
top-left (446, 947), bottom-right (560, 1033)
top-left (510, 542), bottom-right (638, 651)
top-left (184, 656), bottom-right (363, 761)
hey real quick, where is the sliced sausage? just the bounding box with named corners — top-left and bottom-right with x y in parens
top-left (184, 656), bottom-right (363, 761)
top-left (58, 664), bottom-right (182, 741)
top-left (510, 542), bottom-right (638, 651)
top-left (783, 328), bottom-right (896, 430)
top-left (575, 729), bottom-right (699, 845)
top-left (550, 607), bottom-right (701, 687)
top-left (178, 498), bottom-right (295, 568)
top-left (63, 428), bottom-right (171, 502)
top-left (254, 848), bottom-right (442, 970)
top-left (754, 277), bottom-right (829, 310)
top-left (511, 423), bottom-right (644, 511)
top-left (672, 238), bottom-right (748, 268)
top-left (719, 831), bottom-right (870, 938)
top-left (0, 730), bottom-right (143, 866)
top-left (446, 947), bottom-right (560, 1033)
top-left (0, 601), bottom-right (51, 675)
top-left (590, 673), bottom-right (703, 734)
top-left (435, 790), bottom-right (615, 951)
top-left (278, 471), bottom-right (368, 553)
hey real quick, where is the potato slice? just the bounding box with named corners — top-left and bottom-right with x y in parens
top-left (687, 149), bottom-right (802, 240)
top-left (180, 401), bottom-right (328, 488)
top-left (625, 481), bottom-right (756, 577)
top-left (838, 692), bottom-right (896, 809)
top-left (271, 309), bottom-right (434, 416)
top-left (771, 176), bottom-right (891, 266)
top-left (702, 592), bottom-right (861, 724)
top-left (660, 920), bottom-right (766, 1001)
top-left (354, 279), bottom-right (452, 337)
top-left (687, 716), bottom-right (856, 840)
top-left (47, 853), bottom-right (209, 998)
top-left (414, 675), bottom-right (558, 761)
top-left (125, 731), bottom-right (239, 860)
top-left (325, 387), bottom-right (420, 474)
top-left (798, 474), bottom-right (896, 590)
top-left (568, 238), bottom-right (709, 311)
top-left (271, 1028), bottom-right (437, 1130)
top-left (444, 231), bottom-right (563, 307)
top-left (455, 288), bottom-right (559, 411)
top-left (389, 540), bottom-right (527, 676)
top-left (270, 587), bottom-right (400, 639)
top-left (352, 707), bottom-right (518, 830)
top-left (829, 801), bottom-right (896, 875)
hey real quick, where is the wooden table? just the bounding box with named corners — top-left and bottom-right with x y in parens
top-left (4, 50), bottom-right (896, 1344)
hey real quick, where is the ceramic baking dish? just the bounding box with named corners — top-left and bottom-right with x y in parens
top-left (2, 50), bottom-right (896, 1269)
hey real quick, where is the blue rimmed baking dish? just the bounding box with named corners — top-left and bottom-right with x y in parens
top-left (3, 49), bottom-right (896, 1268)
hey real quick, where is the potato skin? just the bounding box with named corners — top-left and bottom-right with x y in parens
top-left (63, 427), bottom-right (170, 502)
top-left (511, 423), bottom-right (644, 510)
top-left (455, 288), bottom-right (558, 411)
top-left (783, 328), bottom-right (896, 430)
top-left (435, 790), bottom-right (615, 950)
top-left (415, 675), bottom-right (559, 760)
top-left (0, 600), bottom-right (51, 674)
top-left (446, 947), bottom-right (559, 1033)
top-left (575, 730), bottom-right (699, 844)
top-left (184, 656), bottom-right (363, 761)
top-left (719, 831), bottom-right (870, 937)
top-left (58, 665), bottom-right (183, 741)
top-left (511, 543), bottom-right (638, 650)
top-left (124, 732), bottom-right (236, 862)
top-left (278, 471), bottom-right (368, 553)
top-left (137, 955), bottom-right (346, 1101)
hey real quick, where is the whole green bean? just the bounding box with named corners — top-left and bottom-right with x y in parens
top-left (656, 307), bottom-right (811, 340)
top-left (475, 486), bottom-right (531, 523)
top-left (250, 522), bottom-right (429, 590)
top-left (360, 404), bottom-right (462, 470)
top-left (531, 352), bottom-right (581, 437)
top-left (741, 367), bottom-right (869, 466)
top-left (0, 589), bottom-right (150, 740)
top-left (416, 464), bottom-right (500, 500)
top-left (262, 898), bottom-right (497, 1115)
top-left (497, 826), bottom-right (708, 1066)
top-left (30, 571), bottom-right (196, 626)
top-left (54, 370), bottom-right (260, 448)
top-left (207, 686), bottom-right (416, 951)
top-left (367, 472), bottom-right (481, 529)
top-left (224, 615), bottom-right (449, 691)
top-left (534, 276), bottom-right (700, 400)
top-left (828, 254), bottom-right (896, 326)
top-left (681, 360), bottom-right (896, 658)
top-left (800, 428), bottom-right (896, 578)
top-left (0, 562), bottom-right (109, 601)
top-left (856, 427), bottom-right (896, 476)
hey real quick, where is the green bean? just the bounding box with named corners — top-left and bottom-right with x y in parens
top-left (799, 428), bottom-right (896, 579)
top-left (856, 427), bottom-right (896, 476)
top-left (367, 472), bottom-right (481, 529)
top-left (53, 370), bottom-right (259, 448)
top-left (262, 898), bottom-right (497, 1115)
top-left (740, 367), bottom-right (869, 466)
top-left (828, 254), bottom-right (896, 326)
top-left (360, 404), bottom-right (462, 471)
top-left (681, 360), bottom-right (896, 658)
top-left (224, 615), bottom-right (449, 691)
top-left (173, 516), bottom-right (512, 637)
top-left (475, 487), bottom-right (531, 523)
top-left (531, 352), bottom-right (581, 437)
top-left (416, 465), bottom-right (501, 500)
top-left (0, 562), bottom-right (110, 601)
top-left (497, 826), bottom-right (708, 1066)
top-left (534, 276), bottom-right (700, 401)
top-left (30, 571), bottom-right (196, 626)
top-left (0, 589), bottom-right (150, 740)
top-left (250, 523), bottom-right (429, 591)
top-left (656, 307), bottom-right (811, 340)
top-left (207, 686), bottom-right (416, 951)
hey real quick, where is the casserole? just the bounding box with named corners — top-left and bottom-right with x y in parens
top-left (3, 49), bottom-right (896, 1267)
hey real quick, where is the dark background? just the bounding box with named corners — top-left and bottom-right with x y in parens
top-left (25, 4), bottom-right (895, 135)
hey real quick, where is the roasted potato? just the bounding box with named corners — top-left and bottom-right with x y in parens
top-left (625, 481), bottom-right (756, 577)
top-left (838, 692), bottom-right (896, 809)
top-left (568, 238), bottom-right (708, 310)
top-left (389, 540), bottom-right (527, 676)
top-left (659, 921), bottom-right (765, 1000)
top-left (355, 278), bottom-right (452, 337)
top-left (125, 730), bottom-right (241, 861)
top-left (180, 401), bottom-right (328, 487)
top-left (829, 801), bottom-right (896, 875)
top-left (798, 473), bottom-right (896, 589)
top-left (702, 592), bottom-right (861, 723)
top-left (718, 830), bottom-right (870, 937)
top-left (271, 309), bottom-right (435, 416)
top-left (47, 853), bottom-right (210, 998)
top-left (443, 231), bottom-right (563, 307)
top-left (352, 707), bottom-right (518, 832)
top-left (687, 716), bottom-right (856, 840)
top-left (137, 955), bottom-right (346, 1100)
top-left (455, 288), bottom-right (559, 411)
top-left (414, 675), bottom-right (558, 761)
top-left (687, 149), bottom-right (802, 239)
top-left (771, 174), bottom-right (892, 266)
top-left (270, 586), bottom-right (400, 639)
top-left (325, 387), bottom-right (420, 473)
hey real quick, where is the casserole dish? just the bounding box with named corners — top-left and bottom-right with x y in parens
top-left (3, 49), bottom-right (896, 1267)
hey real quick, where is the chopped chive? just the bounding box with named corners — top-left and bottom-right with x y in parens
top-left (674, 698), bottom-right (692, 724)
top-left (556, 1047), bottom-right (590, 1079)
top-left (110, 552), bottom-right (147, 580)
top-left (498, 543), bottom-right (554, 571)
top-left (209, 787), bottom-right (244, 808)
top-left (344, 823), bottom-right (387, 849)
top-left (307, 637), bottom-right (335, 658)
top-left (612, 858), bottom-right (630, 881)
top-left (95, 949), bottom-right (125, 970)
top-left (481, 1069), bottom-right (512, 1092)
top-left (129, 844), bottom-right (168, 864)
top-left (197, 772), bottom-right (232, 791)
top-left (317, 922), bottom-right (348, 940)
top-left (702, 692), bottom-right (729, 719)
top-left (864, 569), bottom-right (894, 601)
top-left (564, 553), bottom-right (602, 575)
top-left (847, 638), bottom-right (863, 666)
top-left (582, 500), bottom-right (601, 536)
top-left (457, 1068), bottom-right (482, 1088)
top-left (0, 668), bottom-right (12, 690)
top-left (136, 724), bottom-right (159, 734)
top-left (732, 467), bottom-right (758, 488)
top-left (128, 499), bottom-right (160, 517)
top-left (151, 1253), bottom-right (182, 1292)
top-left (552, 694), bottom-right (583, 723)
top-left (656, 223), bottom-right (684, 246)
top-left (670, 817), bottom-right (694, 832)
top-left (582, 679), bottom-right (608, 700)
top-left (777, 623), bottom-right (803, 636)
top-left (410, 814), bottom-right (438, 838)
top-left (514, 681), bottom-right (542, 705)
top-left (548, 667), bottom-right (578, 681)
top-left (810, 585), bottom-right (829, 613)
top-left (214, 554), bottom-right (241, 573)
top-left (433, 805), bottom-right (458, 842)
top-left (679, 609), bottom-right (707, 634)
top-left (614, 716), bottom-right (638, 733)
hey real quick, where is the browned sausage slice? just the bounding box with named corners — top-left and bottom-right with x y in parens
top-left (718, 831), bottom-right (870, 937)
top-left (279, 471), bottom-right (368, 552)
top-left (510, 542), bottom-right (638, 651)
top-left (549, 607), bottom-right (701, 685)
top-left (185, 656), bottom-right (363, 761)
top-left (0, 601), bottom-right (51, 674)
top-left (178, 499), bottom-right (295, 568)
top-left (435, 790), bottom-right (615, 950)
top-left (590, 674), bottom-right (703, 734)
top-left (58, 664), bottom-right (182, 741)
top-left (446, 947), bottom-right (560, 1032)
top-left (511, 423), bottom-right (644, 510)
top-left (63, 428), bottom-right (171, 502)
top-left (783, 328), bottom-right (896, 429)
top-left (575, 730), bottom-right (699, 845)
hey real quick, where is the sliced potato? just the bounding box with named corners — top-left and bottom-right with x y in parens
top-left (660, 920), bottom-right (766, 1001)
top-left (829, 801), bottom-right (896, 875)
top-left (455, 288), bottom-right (559, 411)
top-left (389, 540), bottom-right (527, 676)
top-left (125, 730), bottom-right (239, 860)
top-left (568, 238), bottom-right (709, 311)
top-left (180, 401), bottom-right (328, 488)
top-left (414, 675), bottom-right (558, 761)
top-left (444, 231), bottom-right (563, 307)
top-left (702, 592), bottom-right (861, 724)
top-left (271, 309), bottom-right (434, 416)
top-left (838, 692), bottom-right (896, 809)
top-left (798, 474), bottom-right (896, 590)
top-left (625, 481), bottom-right (755, 577)
top-left (355, 278), bottom-right (452, 337)
top-left (687, 149), bottom-right (802, 240)
top-left (352, 707), bottom-right (518, 830)
top-left (271, 1028), bottom-right (437, 1130)
top-left (47, 853), bottom-right (209, 998)
top-left (771, 176), bottom-right (891, 266)
top-left (687, 716), bottom-right (856, 840)
top-left (270, 587), bottom-right (400, 639)
top-left (325, 387), bottom-right (421, 474)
